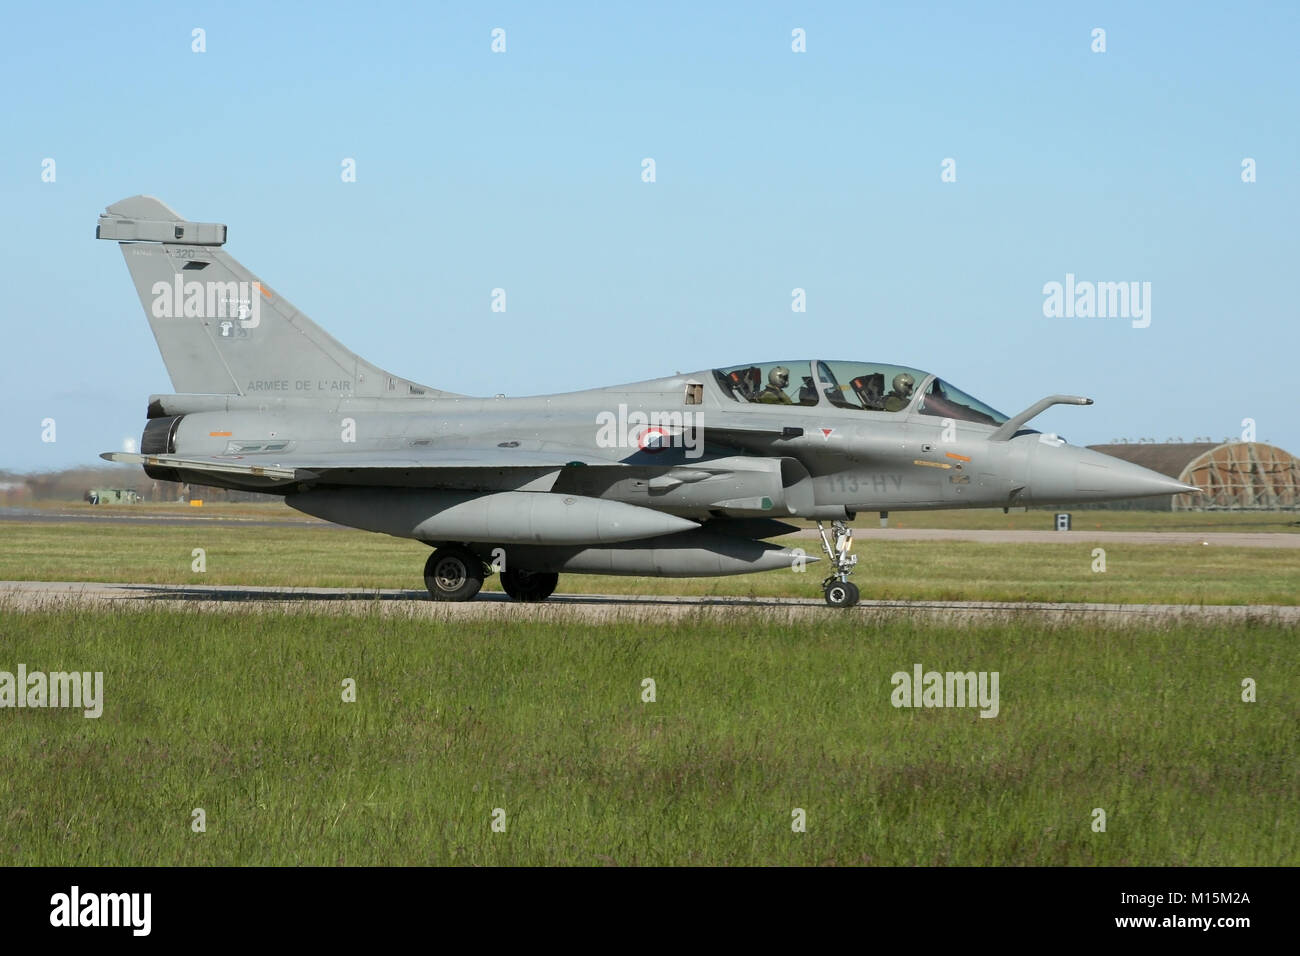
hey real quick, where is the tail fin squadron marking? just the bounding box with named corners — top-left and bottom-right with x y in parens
top-left (98, 195), bottom-right (446, 399)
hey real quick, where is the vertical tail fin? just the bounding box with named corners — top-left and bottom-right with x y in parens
top-left (97, 195), bottom-right (443, 399)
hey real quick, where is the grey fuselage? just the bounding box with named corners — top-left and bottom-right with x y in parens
top-left (142, 364), bottom-right (1186, 523)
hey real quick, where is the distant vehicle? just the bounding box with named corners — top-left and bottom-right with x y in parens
top-left (86, 488), bottom-right (139, 505)
top-left (98, 196), bottom-right (1196, 607)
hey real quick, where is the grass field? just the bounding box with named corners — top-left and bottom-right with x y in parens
top-left (1, 520), bottom-right (1296, 605)
top-left (0, 605), bottom-right (1293, 866)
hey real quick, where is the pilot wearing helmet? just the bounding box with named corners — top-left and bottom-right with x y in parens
top-left (883, 372), bottom-right (915, 412)
top-left (758, 366), bottom-right (794, 404)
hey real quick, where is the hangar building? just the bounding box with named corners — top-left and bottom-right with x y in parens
top-left (1086, 442), bottom-right (1299, 511)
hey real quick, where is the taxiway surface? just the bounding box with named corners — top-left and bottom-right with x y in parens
top-left (2, 580), bottom-right (1295, 624)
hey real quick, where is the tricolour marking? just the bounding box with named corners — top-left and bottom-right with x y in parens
top-left (636, 426), bottom-right (672, 453)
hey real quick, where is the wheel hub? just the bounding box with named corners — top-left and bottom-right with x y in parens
top-left (434, 558), bottom-right (467, 590)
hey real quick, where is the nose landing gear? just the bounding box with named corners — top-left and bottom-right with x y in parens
top-left (817, 520), bottom-right (859, 608)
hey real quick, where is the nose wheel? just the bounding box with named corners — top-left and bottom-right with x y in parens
top-left (824, 580), bottom-right (860, 608)
top-left (817, 520), bottom-right (860, 608)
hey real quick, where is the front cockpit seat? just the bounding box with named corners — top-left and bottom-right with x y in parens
top-left (797, 376), bottom-right (818, 405)
top-left (728, 367), bottom-right (762, 402)
top-left (850, 374), bottom-right (885, 410)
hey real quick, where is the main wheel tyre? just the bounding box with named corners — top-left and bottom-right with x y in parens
top-left (500, 568), bottom-right (559, 603)
top-left (424, 547), bottom-right (485, 602)
top-left (824, 580), bottom-right (860, 608)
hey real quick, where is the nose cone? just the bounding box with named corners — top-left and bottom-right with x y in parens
top-left (1026, 440), bottom-right (1199, 505)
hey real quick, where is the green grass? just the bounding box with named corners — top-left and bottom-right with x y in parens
top-left (0, 606), bottom-right (1293, 865)
top-left (1, 521), bottom-right (1296, 605)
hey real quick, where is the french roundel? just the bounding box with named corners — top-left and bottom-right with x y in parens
top-left (637, 427), bottom-right (672, 452)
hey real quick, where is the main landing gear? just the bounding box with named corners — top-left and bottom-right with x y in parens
top-left (499, 567), bottom-right (559, 603)
top-left (817, 520), bottom-right (860, 608)
top-left (424, 546), bottom-right (485, 602)
top-left (423, 547), bottom-right (559, 603)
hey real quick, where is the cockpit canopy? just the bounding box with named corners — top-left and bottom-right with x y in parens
top-left (713, 359), bottom-right (1009, 426)
top-left (916, 376), bottom-right (1008, 426)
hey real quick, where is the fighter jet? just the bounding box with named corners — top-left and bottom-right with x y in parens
top-left (96, 196), bottom-right (1197, 607)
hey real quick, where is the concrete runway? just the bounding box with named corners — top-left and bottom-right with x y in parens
top-left (2, 580), bottom-right (1295, 624)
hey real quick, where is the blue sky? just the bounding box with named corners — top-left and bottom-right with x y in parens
top-left (3, 1), bottom-right (1297, 470)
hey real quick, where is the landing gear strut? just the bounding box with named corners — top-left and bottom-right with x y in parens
top-left (817, 520), bottom-right (859, 608)
top-left (424, 546), bottom-right (485, 602)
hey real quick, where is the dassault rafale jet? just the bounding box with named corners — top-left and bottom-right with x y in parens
top-left (97, 196), bottom-right (1196, 607)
